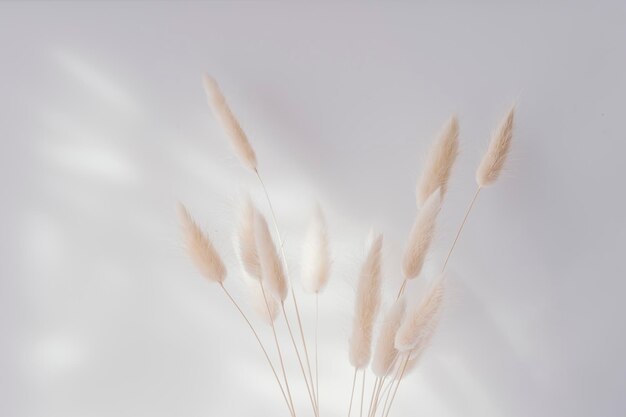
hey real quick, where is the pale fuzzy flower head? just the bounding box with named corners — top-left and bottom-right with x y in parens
top-left (371, 297), bottom-right (406, 377)
top-left (254, 211), bottom-right (288, 302)
top-left (203, 74), bottom-right (258, 171)
top-left (301, 206), bottom-right (331, 294)
top-left (234, 196), bottom-right (262, 280)
top-left (476, 106), bottom-right (515, 187)
top-left (349, 234), bottom-right (384, 369)
top-left (177, 203), bottom-right (226, 284)
top-left (243, 274), bottom-right (280, 325)
top-left (394, 277), bottom-right (444, 352)
top-left (416, 115), bottom-right (459, 206)
top-left (402, 189), bottom-right (442, 280)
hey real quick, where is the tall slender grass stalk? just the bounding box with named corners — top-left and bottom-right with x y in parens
top-left (441, 186), bottom-right (481, 273)
top-left (315, 294), bottom-right (320, 408)
top-left (360, 371), bottom-right (366, 417)
top-left (255, 168), bottom-right (319, 412)
top-left (219, 283), bottom-right (295, 417)
top-left (347, 368), bottom-right (358, 417)
top-left (261, 282), bottom-right (297, 416)
top-left (281, 302), bottom-right (320, 417)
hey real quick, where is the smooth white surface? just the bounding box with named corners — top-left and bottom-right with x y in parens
top-left (2, 2), bottom-right (625, 416)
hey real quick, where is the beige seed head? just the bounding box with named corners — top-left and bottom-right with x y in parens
top-left (203, 74), bottom-right (258, 171)
top-left (177, 203), bottom-right (226, 284)
top-left (371, 297), bottom-right (406, 377)
top-left (401, 189), bottom-right (442, 280)
top-left (234, 196), bottom-right (262, 280)
top-left (301, 206), bottom-right (331, 294)
top-left (243, 275), bottom-right (280, 325)
top-left (416, 115), bottom-right (459, 207)
top-left (394, 277), bottom-right (444, 352)
top-left (349, 234), bottom-right (384, 369)
top-left (255, 211), bottom-right (288, 302)
top-left (476, 106), bottom-right (515, 187)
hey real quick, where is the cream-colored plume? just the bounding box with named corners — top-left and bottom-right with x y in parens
top-left (416, 115), bottom-right (459, 206)
top-left (349, 234), bottom-right (383, 369)
top-left (301, 206), bottom-right (331, 293)
top-left (401, 189), bottom-right (442, 280)
top-left (371, 298), bottom-right (406, 377)
top-left (234, 196), bottom-right (262, 280)
top-left (255, 211), bottom-right (288, 302)
top-left (394, 277), bottom-right (444, 352)
top-left (476, 106), bottom-right (514, 187)
top-left (390, 313), bottom-right (440, 380)
top-left (177, 203), bottom-right (226, 284)
top-left (244, 275), bottom-right (280, 324)
top-left (202, 74), bottom-right (258, 171)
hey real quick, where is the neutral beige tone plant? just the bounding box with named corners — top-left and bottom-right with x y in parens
top-left (179, 76), bottom-right (515, 417)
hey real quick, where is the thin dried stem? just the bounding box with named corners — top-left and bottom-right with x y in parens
top-left (219, 284), bottom-right (294, 417)
top-left (441, 186), bottom-right (481, 273)
top-left (396, 279), bottom-right (407, 300)
top-left (261, 283), bottom-right (296, 416)
top-left (255, 168), bottom-right (318, 407)
top-left (315, 294), bottom-right (320, 409)
top-left (380, 363), bottom-right (402, 416)
top-left (360, 370), bottom-right (366, 417)
top-left (366, 377), bottom-right (379, 417)
top-left (382, 354), bottom-right (410, 417)
top-left (369, 376), bottom-right (385, 417)
top-left (281, 303), bottom-right (319, 417)
top-left (347, 367), bottom-right (357, 417)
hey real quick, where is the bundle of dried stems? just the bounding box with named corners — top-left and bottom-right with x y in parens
top-left (178, 76), bottom-right (515, 417)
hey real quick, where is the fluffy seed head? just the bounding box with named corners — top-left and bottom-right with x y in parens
top-left (301, 206), bottom-right (331, 293)
top-left (416, 115), bottom-right (459, 206)
top-left (349, 234), bottom-right (384, 369)
top-left (234, 196), bottom-right (262, 280)
top-left (371, 298), bottom-right (406, 377)
top-left (203, 74), bottom-right (257, 171)
top-left (476, 106), bottom-right (514, 187)
top-left (243, 275), bottom-right (280, 325)
top-left (394, 277), bottom-right (444, 352)
top-left (177, 203), bottom-right (226, 284)
top-left (402, 189), bottom-right (442, 279)
top-left (255, 211), bottom-right (288, 302)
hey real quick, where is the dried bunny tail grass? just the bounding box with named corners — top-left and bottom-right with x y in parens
top-left (476, 106), bottom-right (515, 187)
top-left (177, 202), bottom-right (226, 284)
top-left (234, 196), bottom-right (262, 280)
top-left (416, 115), bottom-right (459, 207)
top-left (401, 189), bottom-right (442, 280)
top-left (301, 206), bottom-right (331, 293)
top-left (371, 297), bottom-right (406, 377)
top-left (255, 210), bottom-right (288, 301)
top-left (202, 74), bottom-right (257, 171)
top-left (394, 277), bottom-right (444, 352)
top-left (244, 275), bottom-right (281, 324)
top-left (349, 234), bottom-right (384, 369)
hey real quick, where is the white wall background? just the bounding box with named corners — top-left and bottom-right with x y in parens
top-left (2, 2), bottom-right (625, 417)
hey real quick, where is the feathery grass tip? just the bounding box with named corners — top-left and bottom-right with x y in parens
top-left (234, 196), bottom-right (262, 280)
top-left (371, 297), bottom-right (406, 377)
top-left (255, 210), bottom-right (288, 301)
top-left (402, 189), bottom-right (442, 280)
top-left (394, 277), bottom-right (444, 352)
top-left (416, 115), bottom-right (459, 207)
top-left (203, 74), bottom-right (258, 171)
top-left (476, 106), bottom-right (515, 187)
top-left (301, 206), bottom-right (331, 294)
top-left (177, 202), bottom-right (226, 284)
top-left (349, 234), bottom-right (384, 369)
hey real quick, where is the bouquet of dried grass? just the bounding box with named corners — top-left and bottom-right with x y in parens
top-left (179, 76), bottom-right (515, 417)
